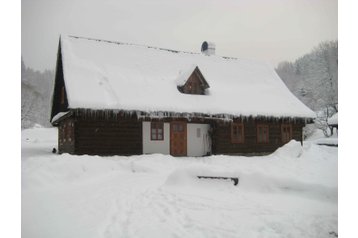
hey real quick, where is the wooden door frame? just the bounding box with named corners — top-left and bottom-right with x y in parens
top-left (170, 121), bottom-right (187, 156)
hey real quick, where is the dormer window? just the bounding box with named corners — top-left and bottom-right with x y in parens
top-left (176, 65), bottom-right (210, 95)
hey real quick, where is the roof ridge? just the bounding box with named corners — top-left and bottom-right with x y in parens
top-left (67, 35), bottom-right (201, 56)
top-left (67, 35), bottom-right (239, 60)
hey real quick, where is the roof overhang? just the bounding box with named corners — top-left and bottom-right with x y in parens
top-left (51, 110), bottom-right (73, 126)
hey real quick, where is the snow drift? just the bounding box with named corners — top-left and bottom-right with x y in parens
top-left (22, 128), bottom-right (337, 238)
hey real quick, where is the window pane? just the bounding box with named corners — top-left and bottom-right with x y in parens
top-left (158, 128), bottom-right (163, 140)
top-left (151, 133), bottom-right (157, 140)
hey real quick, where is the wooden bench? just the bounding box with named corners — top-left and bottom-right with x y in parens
top-left (197, 176), bottom-right (239, 186)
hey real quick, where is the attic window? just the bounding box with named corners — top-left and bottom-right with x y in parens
top-left (177, 66), bottom-right (210, 95)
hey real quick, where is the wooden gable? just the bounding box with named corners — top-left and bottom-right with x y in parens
top-left (178, 66), bottom-right (210, 95)
top-left (50, 39), bottom-right (69, 123)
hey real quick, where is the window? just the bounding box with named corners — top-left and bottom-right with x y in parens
top-left (173, 123), bottom-right (184, 132)
top-left (151, 122), bottom-right (164, 140)
top-left (281, 124), bottom-right (292, 143)
top-left (257, 125), bottom-right (269, 143)
top-left (231, 123), bottom-right (244, 143)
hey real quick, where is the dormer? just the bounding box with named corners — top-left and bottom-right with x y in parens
top-left (176, 65), bottom-right (210, 95)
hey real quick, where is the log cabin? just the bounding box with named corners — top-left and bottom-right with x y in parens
top-left (50, 36), bottom-right (315, 156)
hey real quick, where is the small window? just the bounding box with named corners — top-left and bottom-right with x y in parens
top-left (231, 123), bottom-right (244, 143)
top-left (173, 123), bottom-right (184, 132)
top-left (151, 122), bottom-right (164, 141)
top-left (257, 125), bottom-right (269, 143)
top-left (281, 124), bottom-right (292, 143)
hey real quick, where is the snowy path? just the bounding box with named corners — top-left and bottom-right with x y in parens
top-left (22, 128), bottom-right (338, 238)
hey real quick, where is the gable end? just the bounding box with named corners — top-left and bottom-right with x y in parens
top-left (50, 38), bottom-right (69, 124)
top-left (178, 67), bottom-right (210, 95)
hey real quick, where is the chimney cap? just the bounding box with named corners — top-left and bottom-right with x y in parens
top-left (201, 41), bottom-right (215, 55)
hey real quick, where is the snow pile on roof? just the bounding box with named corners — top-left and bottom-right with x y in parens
top-left (327, 113), bottom-right (338, 125)
top-left (175, 64), bottom-right (198, 86)
top-left (60, 36), bottom-right (315, 118)
top-left (51, 111), bottom-right (71, 123)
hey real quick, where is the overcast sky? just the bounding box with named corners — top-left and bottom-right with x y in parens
top-left (21, 0), bottom-right (337, 71)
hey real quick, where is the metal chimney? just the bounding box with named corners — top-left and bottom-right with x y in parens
top-left (201, 41), bottom-right (216, 56)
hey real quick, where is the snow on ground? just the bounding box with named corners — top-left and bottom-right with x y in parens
top-left (22, 128), bottom-right (337, 238)
top-left (306, 128), bottom-right (338, 146)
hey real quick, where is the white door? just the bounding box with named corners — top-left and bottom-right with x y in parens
top-left (187, 124), bottom-right (211, 157)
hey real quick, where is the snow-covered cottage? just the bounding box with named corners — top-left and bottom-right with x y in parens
top-left (50, 36), bottom-right (315, 156)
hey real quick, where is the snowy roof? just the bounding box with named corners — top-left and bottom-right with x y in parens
top-left (328, 113), bottom-right (338, 125)
top-left (60, 36), bottom-right (315, 119)
top-left (51, 111), bottom-right (72, 124)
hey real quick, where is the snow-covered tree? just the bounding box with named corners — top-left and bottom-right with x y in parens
top-left (276, 41), bottom-right (338, 137)
top-left (276, 40), bottom-right (338, 112)
top-left (21, 58), bottom-right (55, 129)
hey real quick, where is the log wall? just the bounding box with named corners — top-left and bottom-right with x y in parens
top-left (56, 109), bottom-right (306, 156)
top-left (58, 117), bottom-right (75, 154)
top-left (212, 118), bottom-right (304, 155)
top-left (74, 116), bottom-right (142, 156)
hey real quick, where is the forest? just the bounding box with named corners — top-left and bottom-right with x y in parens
top-left (21, 57), bottom-right (54, 128)
top-left (276, 41), bottom-right (338, 114)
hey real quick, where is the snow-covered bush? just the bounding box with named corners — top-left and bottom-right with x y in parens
top-left (314, 106), bottom-right (338, 137)
top-left (302, 123), bottom-right (316, 140)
